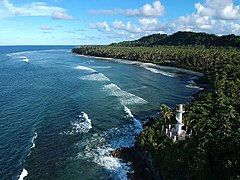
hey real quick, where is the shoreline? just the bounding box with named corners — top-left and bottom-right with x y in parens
top-left (72, 52), bottom-right (204, 77)
top-left (72, 51), bottom-right (208, 179)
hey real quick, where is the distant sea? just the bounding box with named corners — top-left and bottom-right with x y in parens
top-left (0, 46), bottom-right (201, 180)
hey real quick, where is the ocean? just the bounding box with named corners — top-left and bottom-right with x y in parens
top-left (0, 46), bottom-right (201, 180)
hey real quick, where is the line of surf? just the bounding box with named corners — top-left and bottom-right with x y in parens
top-left (141, 65), bottom-right (176, 77)
top-left (75, 54), bottom-right (113, 60)
top-left (103, 83), bottom-right (148, 105)
top-left (74, 54), bottom-right (203, 77)
top-left (18, 132), bottom-right (37, 180)
top-left (80, 73), bottom-right (110, 82)
top-left (74, 65), bottom-right (97, 72)
top-left (76, 106), bottom-right (143, 179)
top-left (27, 132), bottom-right (37, 156)
top-left (19, 56), bottom-right (30, 63)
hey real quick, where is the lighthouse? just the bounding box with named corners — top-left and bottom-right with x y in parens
top-left (176, 104), bottom-right (185, 136)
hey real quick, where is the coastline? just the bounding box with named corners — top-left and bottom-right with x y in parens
top-left (72, 52), bottom-right (204, 77)
top-left (72, 51), bottom-right (208, 179)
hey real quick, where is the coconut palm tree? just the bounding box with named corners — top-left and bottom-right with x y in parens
top-left (160, 104), bottom-right (173, 124)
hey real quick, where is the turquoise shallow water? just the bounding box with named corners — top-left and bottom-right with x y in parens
top-left (0, 46), bottom-right (200, 180)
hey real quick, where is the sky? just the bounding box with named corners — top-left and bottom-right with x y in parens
top-left (0, 0), bottom-right (240, 45)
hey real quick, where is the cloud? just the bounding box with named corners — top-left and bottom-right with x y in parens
top-left (195, 0), bottom-right (240, 20)
top-left (1, 0), bottom-right (73, 20)
top-left (169, 0), bottom-right (240, 33)
top-left (89, 0), bottom-right (240, 37)
top-left (89, 21), bottom-right (111, 32)
top-left (88, 1), bottom-right (165, 18)
top-left (125, 1), bottom-right (165, 17)
top-left (52, 11), bottom-right (73, 20)
top-left (40, 25), bottom-right (54, 33)
top-left (112, 20), bottom-right (142, 33)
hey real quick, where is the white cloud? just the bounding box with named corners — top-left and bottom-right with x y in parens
top-left (0, 0), bottom-right (73, 20)
top-left (89, 0), bottom-right (240, 37)
top-left (89, 21), bottom-right (111, 32)
top-left (52, 11), bottom-right (73, 20)
top-left (195, 0), bottom-right (240, 20)
top-left (40, 25), bottom-right (53, 31)
top-left (88, 1), bottom-right (165, 18)
top-left (40, 25), bottom-right (54, 33)
top-left (125, 1), bottom-right (165, 17)
top-left (112, 20), bottom-right (142, 33)
top-left (88, 9), bottom-right (123, 16)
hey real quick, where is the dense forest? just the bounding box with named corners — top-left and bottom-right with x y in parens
top-left (72, 31), bottom-right (240, 179)
top-left (110, 31), bottom-right (240, 48)
top-left (72, 45), bottom-right (239, 72)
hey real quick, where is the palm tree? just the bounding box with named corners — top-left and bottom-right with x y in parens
top-left (160, 104), bottom-right (173, 124)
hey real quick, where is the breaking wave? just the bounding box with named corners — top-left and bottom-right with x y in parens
top-left (27, 133), bottom-right (37, 156)
top-left (74, 65), bottom-right (96, 72)
top-left (103, 83), bottom-right (148, 105)
top-left (19, 56), bottom-right (30, 63)
top-left (64, 112), bottom-right (92, 135)
top-left (76, 106), bottom-right (143, 179)
top-left (141, 66), bottom-right (176, 77)
top-left (18, 168), bottom-right (28, 180)
top-left (110, 58), bottom-right (202, 77)
top-left (186, 84), bottom-right (204, 90)
top-left (91, 66), bottom-right (111, 69)
top-left (80, 73), bottom-right (110, 82)
top-left (124, 106), bottom-right (143, 134)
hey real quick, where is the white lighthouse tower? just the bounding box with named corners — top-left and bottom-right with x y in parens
top-left (176, 104), bottom-right (185, 137)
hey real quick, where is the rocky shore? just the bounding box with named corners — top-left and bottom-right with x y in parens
top-left (111, 146), bottom-right (159, 180)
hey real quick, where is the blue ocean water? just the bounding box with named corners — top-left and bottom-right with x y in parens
top-left (0, 46), bottom-right (201, 180)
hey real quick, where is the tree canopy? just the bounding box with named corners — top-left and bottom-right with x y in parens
top-left (110, 31), bottom-right (240, 48)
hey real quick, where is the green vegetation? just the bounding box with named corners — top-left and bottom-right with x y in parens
top-left (110, 31), bottom-right (240, 48)
top-left (72, 31), bottom-right (240, 179)
top-left (72, 45), bottom-right (240, 72)
top-left (138, 63), bottom-right (240, 179)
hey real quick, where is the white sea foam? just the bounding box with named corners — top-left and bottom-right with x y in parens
top-left (111, 59), bottom-right (203, 77)
top-left (112, 59), bottom-right (139, 65)
top-left (76, 106), bottom-right (144, 174)
top-left (77, 117), bottom-right (142, 179)
top-left (91, 66), bottom-right (111, 69)
top-left (80, 73), bottom-right (110, 82)
top-left (65, 112), bottom-right (92, 135)
top-left (31, 133), bottom-right (37, 148)
top-left (28, 132), bottom-right (37, 156)
top-left (18, 56), bottom-right (30, 63)
top-left (186, 84), bottom-right (204, 90)
top-left (77, 134), bottom-right (132, 180)
top-left (22, 58), bottom-right (30, 63)
top-left (75, 54), bottom-right (113, 60)
top-left (141, 65), bottom-right (176, 77)
top-left (76, 106), bottom-right (145, 179)
top-left (143, 63), bottom-right (203, 76)
top-left (94, 152), bottom-right (131, 180)
top-left (124, 106), bottom-right (143, 134)
top-left (18, 168), bottom-right (28, 180)
top-left (103, 83), bottom-right (148, 105)
top-left (19, 56), bottom-right (27, 59)
top-left (74, 65), bottom-right (96, 72)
